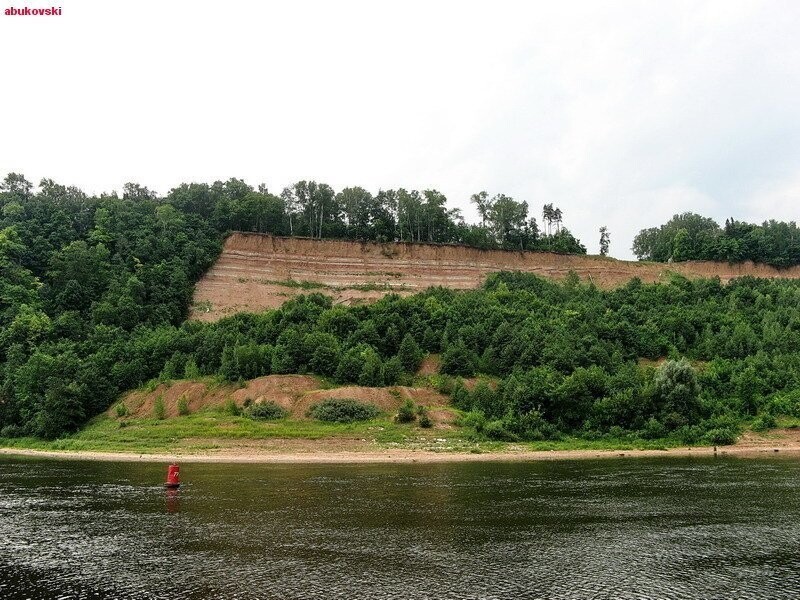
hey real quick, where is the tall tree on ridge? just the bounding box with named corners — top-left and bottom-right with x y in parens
top-left (470, 191), bottom-right (491, 227)
top-left (599, 226), bottom-right (610, 256)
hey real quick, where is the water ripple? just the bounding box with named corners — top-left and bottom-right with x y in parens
top-left (1, 456), bottom-right (800, 599)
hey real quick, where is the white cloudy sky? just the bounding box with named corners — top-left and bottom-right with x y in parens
top-left (1, 0), bottom-right (799, 258)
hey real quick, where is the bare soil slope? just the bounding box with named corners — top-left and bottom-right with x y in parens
top-left (192, 233), bottom-right (800, 321)
top-left (114, 375), bottom-right (450, 422)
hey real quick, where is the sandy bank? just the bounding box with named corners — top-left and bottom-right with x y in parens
top-left (2, 444), bottom-right (799, 464)
top-left (192, 233), bottom-right (800, 321)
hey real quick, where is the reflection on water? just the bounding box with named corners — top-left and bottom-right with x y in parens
top-left (165, 488), bottom-right (179, 514)
top-left (2, 456), bottom-right (800, 599)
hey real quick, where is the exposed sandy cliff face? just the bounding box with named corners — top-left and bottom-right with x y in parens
top-left (191, 233), bottom-right (800, 321)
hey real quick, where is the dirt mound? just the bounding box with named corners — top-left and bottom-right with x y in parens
top-left (230, 375), bottom-right (320, 414)
top-left (120, 380), bottom-right (212, 418)
top-left (417, 355), bottom-right (441, 376)
top-left (113, 375), bottom-right (450, 421)
top-left (115, 375), bottom-right (320, 419)
top-left (191, 233), bottom-right (800, 321)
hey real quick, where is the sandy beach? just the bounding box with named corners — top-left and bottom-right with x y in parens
top-left (3, 442), bottom-right (800, 464)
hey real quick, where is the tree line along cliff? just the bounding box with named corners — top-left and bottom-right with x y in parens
top-left (1, 172), bottom-right (800, 442)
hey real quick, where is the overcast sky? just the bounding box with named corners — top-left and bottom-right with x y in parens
top-left (1, 0), bottom-right (798, 258)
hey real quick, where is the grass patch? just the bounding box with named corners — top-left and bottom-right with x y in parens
top-left (255, 278), bottom-right (407, 293)
top-left (257, 278), bottom-right (329, 290)
top-left (0, 405), bottom-right (747, 456)
top-left (0, 416), bottom-right (371, 453)
top-left (517, 436), bottom-right (686, 452)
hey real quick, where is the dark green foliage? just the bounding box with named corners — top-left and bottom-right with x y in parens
top-left (270, 328), bottom-right (304, 374)
top-left (503, 410), bottom-right (561, 441)
top-left (634, 213), bottom-right (800, 267)
top-left (308, 398), bottom-right (381, 423)
top-left (223, 398), bottom-right (240, 416)
top-left (221, 344), bottom-right (273, 381)
top-left (751, 413), bottom-right (777, 432)
top-left (471, 382), bottom-right (503, 420)
top-left (358, 348), bottom-right (384, 387)
top-left (305, 332), bottom-right (341, 377)
top-left (381, 356), bottom-right (404, 386)
top-left (335, 344), bottom-right (372, 384)
top-left (153, 396), bottom-right (166, 420)
top-left (704, 427), bottom-right (739, 446)
top-left (640, 417), bottom-right (667, 440)
top-left (765, 390), bottom-right (800, 418)
top-left (245, 401), bottom-right (287, 421)
top-left (397, 333), bottom-right (424, 373)
top-left (451, 380), bottom-right (471, 411)
top-left (395, 399), bottom-right (416, 423)
top-left (2, 171), bottom-right (800, 443)
top-left (652, 359), bottom-right (701, 428)
top-left (483, 420), bottom-right (519, 441)
top-left (441, 339), bottom-right (477, 376)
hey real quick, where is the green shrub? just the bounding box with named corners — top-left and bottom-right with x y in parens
top-left (641, 417), bottom-right (667, 440)
top-left (675, 424), bottom-right (704, 444)
top-left (441, 339), bottom-right (477, 377)
top-left (471, 382), bottom-right (503, 420)
top-left (483, 419), bottom-right (519, 441)
top-left (457, 411), bottom-right (487, 431)
top-left (115, 402), bottom-right (129, 418)
top-left (652, 359), bottom-right (701, 425)
top-left (246, 401), bottom-right (288, 421)
top-left (703, 427), bottom-right (738, 446)
top-left (765, 390), bottom-right (800, 418)
top-left (382, 356), bottom-right (403, 386)
top-left (309, 398), bottom-right (381, 423)
top-left (451, 380), bottom-right (471, 410)
top-left (607, 425), bottom-right (627, 439)
top-left (0, 424), bottom-right (23, 438)
top-left (358, 350), bottom-right (384, 387)
top-left (395, 399), bottom-right (416, 423)
top-left (414, 404), bottom-right (433, 428)
top-left (434, 375), bottom-right (455, 395)
top-left (177, 395), bottom-right (190, 416)
top-left (223, 398), bottom-right (241, 416)
top-left (183, 359), bottom-right (201, 379)
top-left (505, 410), bottom-right (561, 441)
top-left (397, 334), bottom-right (424, 372)
top-left (751, 413), bottom-right (777, 432)
top-left (153, 395), bottom-right (166, 420)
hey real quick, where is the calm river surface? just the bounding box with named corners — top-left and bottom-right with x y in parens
top-left (1, 456), bottom-right (800, 599)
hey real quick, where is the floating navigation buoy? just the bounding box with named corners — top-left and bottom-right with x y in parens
top-left (165, 463), bottom-right (181, 488)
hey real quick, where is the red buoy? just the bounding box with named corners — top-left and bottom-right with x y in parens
top-left (165, 463), bottom-right (181, 488)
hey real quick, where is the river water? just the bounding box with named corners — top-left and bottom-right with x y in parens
top-left (1, 456), bottom-right (799, 599)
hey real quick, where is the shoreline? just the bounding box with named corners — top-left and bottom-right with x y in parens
top-left (2, 443), bottom-right (799, 464)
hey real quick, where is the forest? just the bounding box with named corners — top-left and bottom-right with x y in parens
top-left (633, 212), bottom-right (800, 267)
top-left (1, 173), bottom-right (799, 443)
